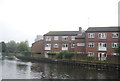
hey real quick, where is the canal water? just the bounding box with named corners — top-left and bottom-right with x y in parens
top-left (0, 58), bottom-right (119, 79)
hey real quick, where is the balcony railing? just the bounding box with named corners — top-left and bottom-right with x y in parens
top-left (98, 47), bottom-right (107, 51)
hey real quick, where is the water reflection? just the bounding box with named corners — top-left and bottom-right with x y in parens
top-left (0, 59), bottom-right (119, 79)
top-left (31, 63), bottom-right (119, 79)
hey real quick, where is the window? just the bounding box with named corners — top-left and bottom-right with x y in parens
top-left (98, 33), bottom-right (107, 39)
top-left (112, 33), bottom-right (119, 38)
top-left (71, 36), bottom-right (76, 40)
top-left (62, 36), bottom-right (68, 41)
top-left (98, 43), bottom-right (107, 51)
top-left (54, 36), bottom-right (58, 40)
top-left (45, 44), bottom-right (51, 47)
top-left (54, 44), bottom-right (58, 48)
top-left (77, 43), bottom-right (85, 46)
top-left (45, 44), bottom-right (51, 50)
top-left (88, 33), bottom-right (95, 38)
top-left (88, 42), bottom-right (94, 48)
top-left (99, 43), bottom-right (107, 47)
top-left (62, 44), bottom-right (68, 50)
top-left (71, 43), bottom-right (75, 48)
top-left (88, 52), bottom-right (94, 57)
top-left (112, 43), bottom-right (118, 48)
top-left (62, 44), bottom-right (68, 47)
top-left (45, 36), bottom-right (51, 41)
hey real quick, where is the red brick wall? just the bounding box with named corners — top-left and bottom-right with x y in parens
top-left (44, 36), bottom-right (76, 52)
top-left (85, 32), bottom-right (119, 57)
top-left (31, 40), bottom-right (44, 53)
top-left (75, 38), bottom-right (85, 54)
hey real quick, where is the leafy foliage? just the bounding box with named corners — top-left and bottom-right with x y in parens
top-left (17, 53), bottom-right (25, 56)
top-left (1, 42), bottom-right (7, 53)
top-left (56, 51), bottom-right (74, 59)
top-left (47, 52), bottom-right (56, 55)
top-left (6, 41), bottom-right (17, 53)
top-left (17, 41), bottom-right (30, 52)
top-left (2, 40), bottom-right (30, 54)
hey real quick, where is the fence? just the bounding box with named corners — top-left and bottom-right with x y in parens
top-left (47, 53), bottom-right (120, 64)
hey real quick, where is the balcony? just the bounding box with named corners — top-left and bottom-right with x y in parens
top-left (62, 47), bottom-right (68, 51)
top-left (98, 47), bottom-right (107, 51)
top-left (45, 47), bottom-right (51, 50)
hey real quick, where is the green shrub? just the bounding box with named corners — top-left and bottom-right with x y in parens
top-left (56, 52), bottom-right (63, 59)
top-left (56, 51), bottom-right (74, 59)
top-left (17, 53), bottom-right (25, 56)
top-left (64, 51), bottom-right (74, 59)
top-left (47, 52), bottom-right (56, 55)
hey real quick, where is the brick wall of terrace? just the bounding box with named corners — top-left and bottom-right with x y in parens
top-left (31, 40), bottom-right (44, 54)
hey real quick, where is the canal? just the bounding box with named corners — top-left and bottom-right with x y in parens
top-left (0, 58), bottom-right (119, 79)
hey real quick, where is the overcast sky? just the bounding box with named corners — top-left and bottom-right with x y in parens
top-left (0, 0), bottom-right (119, 46)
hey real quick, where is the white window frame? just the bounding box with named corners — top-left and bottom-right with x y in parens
top-left (54, 44), bottom-right (58, 48)
top-left (112, 33), bottom-right (119, 38)
top-left (98, 42), bottom-right (107, 51)
top-left (88, 33), bottom-right (95, 38)
top-left (45, 36), bottom-right (51, 41)
top-left (71, 36), bottom-right (76, 40)
top-left (112, 43), bottom-right (118, 48)
top-left (77, 43), bottom-right (85, 46)
top-left (88, 52), bottom-right (94, 57)
top-left (88, 42), bottom-right (94, 48)
top-left (98, 33), bottom-right (107, 39)
top-left (54, 36), bottom-right (59, 40)
top-left (45, 44), bottom-right (51, 50)
top-left (62, 36), bottom-right (68, 41)
top-left (71, 43), bottom-right (75, 48)
top-left (62, 44), bottom-right (68, 50)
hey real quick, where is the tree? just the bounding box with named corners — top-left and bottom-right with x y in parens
top-left (1, 42), bottom-right (7, 53)
top-left (17, 41), bottom-right (30, 52)
top-left (6, 41), bottom-right (17, 53)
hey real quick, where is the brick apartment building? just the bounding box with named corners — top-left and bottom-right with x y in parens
top-left (31, 27), bottom-right (120, 60)
top-left (43, 27), bottom-right (83, 54)
top-left (85, 27), bottom-right (120, 60)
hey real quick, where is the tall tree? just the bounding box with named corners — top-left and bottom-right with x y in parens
top-left (1, 42), bottom-right (7, 53)
top-left (17, 41), bottom-right (30, 52)
top-left (6, 41), bottom-right (17, 53)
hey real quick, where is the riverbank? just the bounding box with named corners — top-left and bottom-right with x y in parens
top-left (16, 56), bottom-right (120, 71)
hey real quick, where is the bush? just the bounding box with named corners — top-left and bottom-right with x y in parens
top-left (47, 52), bottom-right (56, 55)
top-left (17, 53), bottom-right (25, 56)
top-left (56, 52), bottom-right (63, 59)
top-left (64, 51), bottom-right (74, 59)
top-left (56, 51), bottom-right (74, 59)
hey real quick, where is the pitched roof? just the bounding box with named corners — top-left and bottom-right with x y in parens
top-left (44, 31), bottom-right (79, 36)
top-left (86, 27), bottom-right (120, 32)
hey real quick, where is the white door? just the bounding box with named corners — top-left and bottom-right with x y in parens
top-left (98, 53), bottom-right (107, 61)
top-left (45, 52), bottom-right (49, 58)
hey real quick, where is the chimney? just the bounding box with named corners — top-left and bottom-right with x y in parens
top-left (78, 27), bottom-right (82, 35)
top-left (79, 27), bottom-right (82, 31)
